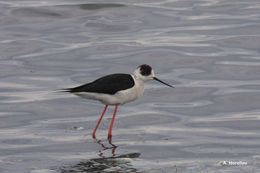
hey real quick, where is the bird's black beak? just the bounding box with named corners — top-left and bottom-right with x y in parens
top-left (153, 77), bottom-right (174, 88)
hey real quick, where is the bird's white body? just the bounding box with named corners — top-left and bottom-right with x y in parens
top-left (75, 75), bottom-right (145, 105)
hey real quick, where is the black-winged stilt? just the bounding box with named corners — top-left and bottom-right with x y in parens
top-left (64, 64), bottom-right (173, 142)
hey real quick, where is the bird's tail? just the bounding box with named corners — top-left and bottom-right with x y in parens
top-left (54, 88), bottom-right (73, 93)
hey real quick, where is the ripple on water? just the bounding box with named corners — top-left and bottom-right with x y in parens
top-left (1, 0), bottom-right (260, 173)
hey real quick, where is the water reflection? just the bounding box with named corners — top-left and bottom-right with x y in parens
top-left (60, 140), bottom-right (141, 173)
top-left (96, 139), bottom-right (118, 157)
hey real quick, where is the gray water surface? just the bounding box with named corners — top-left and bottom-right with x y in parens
top-left (1, 0), bottom-right (260, 172)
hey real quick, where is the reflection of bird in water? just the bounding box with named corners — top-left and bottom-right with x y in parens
top-left (96, 139), bottom-right (117, 157)
top-left (64, 64), bottom-right (173, 142)
top-left (60, 151), bottom-right (141, 173)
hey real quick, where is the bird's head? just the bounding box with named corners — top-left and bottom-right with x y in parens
top-left (134, 64), bottom-right (174, 88)
top-left (134, 64), bottom-right (155, 81)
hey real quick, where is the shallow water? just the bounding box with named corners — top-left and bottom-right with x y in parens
top-left (1, 0), bottom-right (260, 172)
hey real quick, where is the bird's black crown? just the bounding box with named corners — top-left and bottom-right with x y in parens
top-left (139, 64), bottom-right (152, 76)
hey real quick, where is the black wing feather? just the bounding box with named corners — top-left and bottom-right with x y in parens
top-left (67, 74), bottom-right (135, 95)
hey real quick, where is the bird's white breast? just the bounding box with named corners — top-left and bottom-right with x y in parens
top-left (115, 75), bottom-right (144, 104)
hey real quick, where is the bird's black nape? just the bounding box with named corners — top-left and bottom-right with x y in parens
top-left (139, 64), bottom-right (152, 76)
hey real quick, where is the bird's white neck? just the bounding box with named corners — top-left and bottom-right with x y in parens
top-left (132, 74), bottom-right (145, 98)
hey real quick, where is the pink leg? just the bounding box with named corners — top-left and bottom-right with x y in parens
top-left (92, 105), bottom-right (108, 139)
top-left (108, 105), bottom-right (119, 143)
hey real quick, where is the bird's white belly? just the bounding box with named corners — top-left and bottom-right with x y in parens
top-left (75, 82), bottom-right (144, 105)
top-left (115, 85), bottom-right (142, 104)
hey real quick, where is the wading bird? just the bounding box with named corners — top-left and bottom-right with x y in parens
top-left (65, 64), bottom-right (173, 142)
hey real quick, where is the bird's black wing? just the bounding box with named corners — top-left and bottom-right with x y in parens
top-left (66, 74), bottom-right (135, 95)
